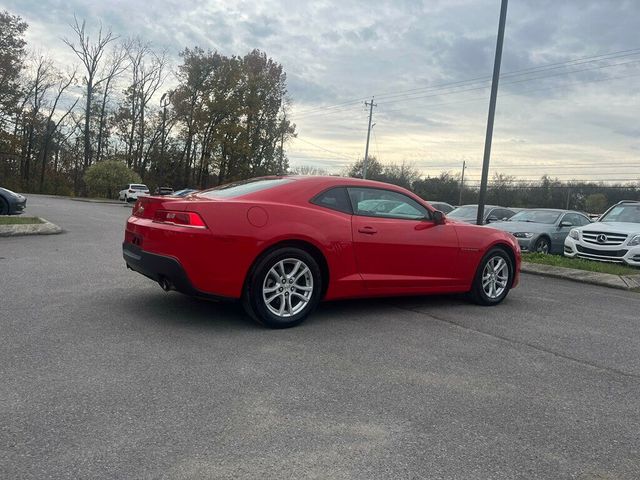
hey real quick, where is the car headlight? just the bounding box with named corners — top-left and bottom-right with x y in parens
top-left (513, 232), bottom-right (534, 239)
top-left (628, 234), bottom-right (640, 246)
top-left (569, 229), bottom-right (580, 240)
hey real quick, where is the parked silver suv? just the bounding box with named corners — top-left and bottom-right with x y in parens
top-left (564, 200), bottom-right (640, 266)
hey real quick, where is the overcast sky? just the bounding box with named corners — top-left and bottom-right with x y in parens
top-left (3, 0), bottom-right (640, 183)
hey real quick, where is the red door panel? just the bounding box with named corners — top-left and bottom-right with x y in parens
top-left (351, 215), bottom-right (461, 292)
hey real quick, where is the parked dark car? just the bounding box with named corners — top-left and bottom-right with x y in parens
top-left (447, 204), bottom-right (515, 225)
top-left (172, 189), bottom-right (198, 197)
top-left (491, 209), bottom-right (591, 254)
top-left (427, 201), bottom-right (455, 214)
top-left (154, 186), bottom-right (174, 196)
top-left (0, 187), bottom-right (27, 215)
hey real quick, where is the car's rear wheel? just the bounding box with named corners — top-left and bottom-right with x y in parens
top-left (244, 247), bottom-right (322, 328)
top-left (0, 197), bottom-right (8, 215)
top-left (534, 236), bottom-right (550, 254)
top-left (469, 248), bottom-right (514, 305)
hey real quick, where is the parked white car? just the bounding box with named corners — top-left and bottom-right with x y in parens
top-left (564, 200), bottom-right (640, 266)
top-left (118, 184), bottom-right (150, 202)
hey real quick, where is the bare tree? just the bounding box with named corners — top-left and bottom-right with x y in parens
top-left (39, 69), bottom-right (79, 190)
top-left (22, 55), bottom-right (55, 186)
top-left (63, 16), bottom-right (118, 174)
top-left (124, 39), bottom-right (167, 174)
top-left (95, 41), bottom-right (130, 162)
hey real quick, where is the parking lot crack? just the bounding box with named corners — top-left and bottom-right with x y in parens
top-left (392, 304), bottom-right (640, 381)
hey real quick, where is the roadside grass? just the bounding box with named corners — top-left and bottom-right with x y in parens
top-left (522, 252), bottom-right (640, 276)
top-left (0, 216), bottom-right (44, 225)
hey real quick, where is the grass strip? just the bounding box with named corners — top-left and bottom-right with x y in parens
top-left (522, 252), bottom-right (639, 276)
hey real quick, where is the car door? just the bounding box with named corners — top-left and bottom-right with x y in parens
top-left (551, 213), bottom-right (578, 250)
top-left (348, 187), bottom-right (461, 292)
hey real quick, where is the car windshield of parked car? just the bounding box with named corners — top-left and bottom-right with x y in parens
top-left (599, 204), bottom-right (640, 223)
top-left (448, 206), bottom-right (477, 218)
top-left (131, 184), bottom-right (147, 190)
top-left (199, 178), bottom-right (293, 199)
top-left (509, 210), bottom-right (560, 224)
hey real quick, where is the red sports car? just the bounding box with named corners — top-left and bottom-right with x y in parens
top-left (123, 176), bottom-right (520, 328)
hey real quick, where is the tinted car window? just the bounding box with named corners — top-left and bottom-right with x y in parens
top-left (311, 187), bottom-right (352, 214)
top-left (494, 209), bottom-right (514, 220)
top-left (348, 187), bottom-right (429, 220)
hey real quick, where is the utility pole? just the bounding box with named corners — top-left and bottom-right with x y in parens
top-left (160, 92), bottom-right (170, 162)
top-left (476, 0), bottom-right (508, 225)
top-left (459, 160), bottom-right (466, 205)
top-left (363, 97), bottom-right (377, 179)
top-left (278, 110), bottom-right (286, 175)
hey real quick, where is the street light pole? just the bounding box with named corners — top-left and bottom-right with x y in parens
top-left (476, 0), bottom-right (508, 225)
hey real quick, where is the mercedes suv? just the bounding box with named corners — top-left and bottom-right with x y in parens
top-left (564, 200), bottom-right (640, 266)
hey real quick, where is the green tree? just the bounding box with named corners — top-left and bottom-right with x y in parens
top-left (0, 10), bottom-right (28, 130)
top-left (84, 160), bottom-right (140, 198)
top-left (585, 193), bottom-right (608, 214)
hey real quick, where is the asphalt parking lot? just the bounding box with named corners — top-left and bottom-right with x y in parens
top-left (2, 195), bottom-right (639, 479)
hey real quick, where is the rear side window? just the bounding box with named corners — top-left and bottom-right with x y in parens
top-left (311, 187), bottom-right (352, 214)
top-left (199, 178), bottom-right (293, 199)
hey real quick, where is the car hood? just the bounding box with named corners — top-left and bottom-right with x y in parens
top-left (579, 222), bottom-right (640, 234)
top-left (489, 221), bottom-right (551, 233)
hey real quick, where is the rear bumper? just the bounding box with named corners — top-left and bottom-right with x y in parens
top-left (122, 242), bottom-right (231, 301)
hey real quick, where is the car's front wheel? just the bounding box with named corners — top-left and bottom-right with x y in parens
top-left (469, 248), bottom-right (514, 305)
top-left (244, 247), bottom-right (322, 328)
top-left (534, 236), bottom-right (550, 254)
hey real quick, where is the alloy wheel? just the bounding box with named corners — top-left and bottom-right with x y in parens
top-left (262, 258), bottom-right (314, 318)
top-left (481, 256), bottom-right (509, 299)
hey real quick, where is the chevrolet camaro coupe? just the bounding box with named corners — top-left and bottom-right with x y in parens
top-left (123, 176), bottom-right (521, 328)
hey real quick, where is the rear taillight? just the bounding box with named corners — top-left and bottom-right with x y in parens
top-left (129, 189), bottom-right (135, 193)
top-left (132, 201), bottom-right (145, 217)
top-left (153, 210), bottom-right (207, 229)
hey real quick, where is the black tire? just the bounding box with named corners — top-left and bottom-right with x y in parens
top-left (243, 247), bottom-right (322, 328)
top-left (0, 197), bottom-right (9, 215)
top-left (469, 247), bottom-right (514, 306)
top-left (534, 236), bottom-right (550, 254)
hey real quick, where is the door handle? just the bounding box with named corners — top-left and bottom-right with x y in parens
top-left (358, 226), bottom-right (378, 234)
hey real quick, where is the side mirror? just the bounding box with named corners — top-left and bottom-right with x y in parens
top-left (433, 210), bottom-right (445, 225)
top-left (560, 221), bottom-right (572, 227)
top-left (486, 215), bottom-right (498, 223)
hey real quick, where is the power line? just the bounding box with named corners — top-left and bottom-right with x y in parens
top-left (292, 47), bottom-right (640, 118)
top-left (291, 136), bottom-right (357, 161)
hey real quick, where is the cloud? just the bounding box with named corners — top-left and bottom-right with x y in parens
top-left (3, 0), bottom-right (639, 180)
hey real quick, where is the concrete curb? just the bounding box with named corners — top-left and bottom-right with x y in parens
top-left (522, 262), bottom-right (640, 291)
top-left (70, 197), bottom-right (124, 205)
top-left (0, 217), bottom-right (63, 237)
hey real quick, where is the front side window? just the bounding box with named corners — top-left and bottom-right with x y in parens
top-left (347, 187), bottom-right (429, 220)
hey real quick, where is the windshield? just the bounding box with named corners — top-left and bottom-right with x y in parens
top-left (599, 204), bottom-right (640, 223)
top-left (131, 184), bottom-right (148, 190)
top-left (448, 206), bottom-right (477, 218)
top-left (509, 210), bottom-right (560, 224)
top-left (198, 178), bottom-right (293, 199)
